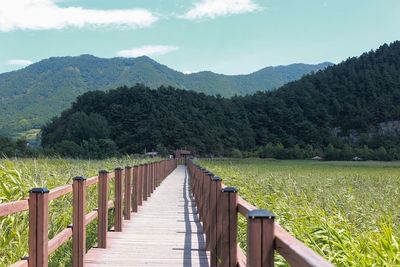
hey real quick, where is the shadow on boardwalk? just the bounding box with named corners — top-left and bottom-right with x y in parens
top-left (180, 167), bottom-right (209, 267)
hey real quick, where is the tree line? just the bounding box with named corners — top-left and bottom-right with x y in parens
top-left (3, 41), bottom-right (400, 160)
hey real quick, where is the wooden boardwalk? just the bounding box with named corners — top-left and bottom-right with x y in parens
top-left (3, 159), bottom-right (333, 267)
top-left (85, 165), bottom-right (210, 267)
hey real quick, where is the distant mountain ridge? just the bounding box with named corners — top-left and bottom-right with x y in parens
top-left (41, 41), bottom-right (400, 159)
top-left (0, 55), bottom-right (332, 134)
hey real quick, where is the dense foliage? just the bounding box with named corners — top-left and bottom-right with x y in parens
top-left (40, 44), bottom-right (399, 159)
top-left (41, 41), bottom-right (400, 159)
top-left (199, 159), bottom-right (400, 266)
top-left (0, 137), bottom-right (33, 157)
top-left (0, 54), bottom-right (328, 134)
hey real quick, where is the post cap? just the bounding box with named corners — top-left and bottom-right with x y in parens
top-left (30, 187), bottom-right (50, 194)
top-left (221, 186), bottom-right (238, 193)
top-left (207, 172), bottom-right (214, 177)
top-left (115, 167), bottom-right (123, 171)
top-left (73, 176), bottom-right (86, 181)
top-left (125, 165), bottom-right (132, 169)
top-left (99, 169), bottom-right (109, 174)
top-left (212, 176), bottom-right (222, 181)
top-left (247, 209), bottom-right (275, 219)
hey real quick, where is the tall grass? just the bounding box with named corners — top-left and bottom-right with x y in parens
top-left (199, 159), bottom-right (400, 266)
top-left (0, 156), bottom-right (157, 266)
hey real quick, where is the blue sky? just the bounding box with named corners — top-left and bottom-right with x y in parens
top-left (0, 0), bottom-right (399, 74)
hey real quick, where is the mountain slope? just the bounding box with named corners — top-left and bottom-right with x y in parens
top-left (0, 55), bottom-right (331, 134)
top-left (41, 41), bottom-right (400, 157)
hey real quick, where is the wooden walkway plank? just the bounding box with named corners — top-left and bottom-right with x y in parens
top-left (85, 165), bottom-right (210, 267)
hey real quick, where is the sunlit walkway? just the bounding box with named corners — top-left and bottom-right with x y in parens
top-left (85, 165), bottom-right (210, 266)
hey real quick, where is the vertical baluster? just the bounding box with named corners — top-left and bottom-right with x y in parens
top-left (219, 187), bottom-right (238, 267)
top-left (205, 172), bottom-right (213, 251)
top-left (247, 210), bottom-right (275, 267)
top-left (114, 167), bottom-right (123, 232)
top-left (143, 164), bottom-right (148, 201)
top-left (132, 166), bottom-right (138, 212)
top-left (29, 188), bottom-right (49, 267)
top-left (210, 176), bottom-right (222, 267)
top-left (98, 170), bottom-right (108, 248)
top-left (73, 176), bottom-right (86, 267)
top-left (124, 166), bottom-right (132, 220)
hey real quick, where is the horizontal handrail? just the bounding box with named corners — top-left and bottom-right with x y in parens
top-left (0, 199), bottom-right (29, 217)
top-left (85, 175), bottom-right (98, 187)
top-left (48, 228), bottom-right (73, 255)
top-left (0, 174), bottom-right (98, 217)
top-left (10, 259), bottom-right (28, 267)
top-left (1, 158), bottom-right (178, 267)
top-left (85, 210), bottom-right (98, 225)
top-left (274, 223), bottom-right (333, 267)
top-left (237, 196), bottom-right (257, 216)
top-left (48, 184), bottom-right (73, 201)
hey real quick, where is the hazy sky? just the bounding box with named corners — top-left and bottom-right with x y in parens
top-left (1, 0), bottom-right (399, 74)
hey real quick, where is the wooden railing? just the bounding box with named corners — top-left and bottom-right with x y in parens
top-left (0, 159), bottom-right (177, 267)
top-left (187, 159), bottom-right (335, 267)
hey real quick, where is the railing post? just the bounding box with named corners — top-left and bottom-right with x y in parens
top-left (193, 167), bottom-right (200, 211)
top-left (219, 187), bottom-right (238, 267)
top-left (153, 163), bottom-right (156, 191)
top-left (195, 168), bottom-right (204, 210)
top-left (150, 163), bottom-right (154, 194)
top-left (147, 163), bottom-right (151, 198)
top-left (114, 167), bottom-right (123, 232)
top-left (247, 209), bottom-right (275, 267)
top-left (158, 161), bottom-right (161, 186)
top-left (210, 176), bottom-right (222, 267)
top-left (138, 165), bottom-right (143, 206)
top-left (132, 166), bottom-right (139, 212)
top-left (199, 170), bottom-right (207, 222)
top-left (143, 164), bottom-right (148, 201)
top-left (155, 162), bottom-right (159, 186)
top-left (98, 170), bottom-right (108, 248)
top-left (28, 187), bottom-right (49, 267)
top-left (148, 163), bottom-right (152, 195)
top-left (155, 162), bottom-right (158, 187)
top-left (205, 172), bottom-right (213, 251)
top-left (124, 166), bottom-right (132, 220)
top-left (72, 176), bottom-right (86, 267)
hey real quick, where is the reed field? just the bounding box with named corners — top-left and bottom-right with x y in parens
top-left (0, 156), bottom-right (157, 266)
top-left (198, 159), bottom-right (400, 267)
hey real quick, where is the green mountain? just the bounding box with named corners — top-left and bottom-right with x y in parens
top-left (0, 55), bottom-right (331, 134)
top-left (41, 41), bottom-right (400, 159)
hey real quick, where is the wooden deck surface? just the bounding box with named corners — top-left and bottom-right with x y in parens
top-left (85, 165), bottom-right (210, 267)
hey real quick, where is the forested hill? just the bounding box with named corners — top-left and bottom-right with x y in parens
top-left (0, 55), bottom-right (330, 135)
top-left (41, 41), bottom-right (400, 159)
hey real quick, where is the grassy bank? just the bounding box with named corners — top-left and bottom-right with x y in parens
top-left (198, 159), bottom-right (400, 266)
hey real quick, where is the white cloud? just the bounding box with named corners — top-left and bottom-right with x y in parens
top-left (117, 45), bottom-right (180, 58)
top-left (182, 0), bottom-right (261, 19)
top-left (0, 0), bottom-right (158, 32)
top-left (7, 59), bottom-right (34, 66)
